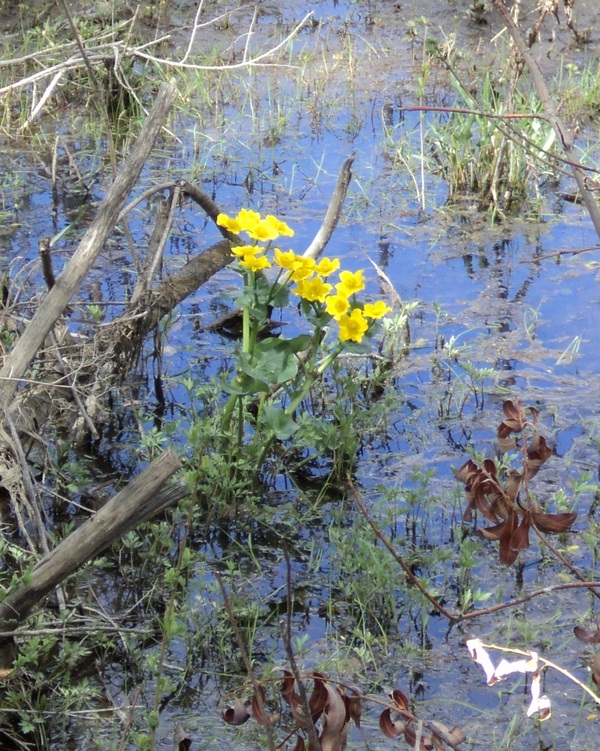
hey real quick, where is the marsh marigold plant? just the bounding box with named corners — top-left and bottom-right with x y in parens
top-left (215, 208), bottom-right (392, 468)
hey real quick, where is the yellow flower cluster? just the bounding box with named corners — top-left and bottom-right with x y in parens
top-left (218, 209), bottom-right (391, 343)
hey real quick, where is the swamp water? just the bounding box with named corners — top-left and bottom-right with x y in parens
top-left (1, 1), bottom-right (600, 749)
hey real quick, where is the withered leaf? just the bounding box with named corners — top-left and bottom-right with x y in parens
top-left (309, 672), bottom-right (328, 720)
top-left (466, 639), bottom-right (496, 684)
top-left (222, 698), bottom-right (250, 726)
top-left (497, 421), bottom-right (515, 440)
top-left (531, 511), bottom-right (577, 534)
top-left (454, 459), bottom-right (478, 484)
top-left (504, 469), bottom-right (523, 502)
top-left (592, 650), bottom-right (600, 686)
top-left (498, 512), bottom-right (519, 565)
top-left (478, 522), bottom-right (504, 541)
top-left (344, 688), bottom-right (361, 729)
top-left (173, 725), bottom-right (192, 751)
top-left (502, 399), bottom-right (522, 424)
top-left (573, 624), bottom-right (600, 644)
top-left (281, 671), bottom-right (309, 729)
top-left (291, 734), bottom-right (306, 751)
top-left (250, 686), bottom-right (280, 727)
top-left (281, 671), bottom-right (326, 730)
top-left (379, 708), bottom-right (404, 739)
top-left (526, 671), bottom-right (551, 721)
top-left (404, 723), bottom-right (432, 750)
top-left (429, 721), bottom-right (467, 748)
top-left (510, 513), bottom-right (531, 553)
top-left (320, 682), bottom-right (349, 751)
top-left (390, 688), bottom-right (410, 713)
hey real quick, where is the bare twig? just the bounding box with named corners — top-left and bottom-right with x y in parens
top-left (303, 154), bottom-right (356, 260)
top-left (349, 476), bottom-right (600, 623)
top-left (348, 476), bottom-right (459, 622)
top-left (281, 545), bottom-right (322, 751)
top-left (216, 572), bottom-right (277, 751)
top-left (520, 244), bottom-right (600, 263)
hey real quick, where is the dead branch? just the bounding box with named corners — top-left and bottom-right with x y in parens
top-left (303, 154), bottom-right (355, 260)
top-left (0, 82), bottom-right (178, 402)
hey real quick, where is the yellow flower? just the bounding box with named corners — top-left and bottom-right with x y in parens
top-left (363, 300), bottom-right (392, 319)
top-left (264, 215), bottom-right (294, 237)
top-left (290, 257), bottom-right (316, 282)
top-left (236, 208), bottom-right (261, 232)
top-left (273, 248), bottom-right (297, 269)
top-left (336, 269), bottom-right (365, 297)
top-left (338, 308), bottom-right (369, 343)
top-left (314, 257), bottom-right (340, 277)
top-left (239, 254), bottom-right (272, 272)
top-left (231, 244), bottom-right (263, 258)
top-left (217, 212), bottom-right (243, 234)
top-left (246, 219), bottom-right (280, 242)
top-left (325, 294), bottom-right (350, 320)
top-left (293, 277), bottom-right (333, 303)
top-left (217, 209), bottom-right (261, 235)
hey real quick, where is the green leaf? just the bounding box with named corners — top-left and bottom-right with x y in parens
top-left (261, 405), bottom-right (299, 440)
top-left (239, 336), bottom-right (310, 385)
top-left (221, 372), bottom-right (269, 395)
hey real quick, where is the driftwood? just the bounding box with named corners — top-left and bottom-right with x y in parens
top-left (0, 448), bottom-right (184, 634)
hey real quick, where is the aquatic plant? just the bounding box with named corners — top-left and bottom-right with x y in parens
top-left (207, 208), bottom-right (391, 487)
top-left (455, 398), bottom-right (577, 565)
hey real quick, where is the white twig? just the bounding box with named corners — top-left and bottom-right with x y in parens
top-left (131, 13), bottom-right (312, 71)
top-left (21, 69), bottom-right (64, 130)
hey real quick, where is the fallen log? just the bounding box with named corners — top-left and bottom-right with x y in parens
top-left (0, 448), bottom-right (185, 634)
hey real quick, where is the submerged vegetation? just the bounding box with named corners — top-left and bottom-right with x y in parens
top-left (0, 1), bottom-right (600, 750)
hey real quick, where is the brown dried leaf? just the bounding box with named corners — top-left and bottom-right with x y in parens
top-left (320, 683), bottom-right (349, 751)
top-left (510, 513), bottom-right (531, 552)
top-left (291, 735), bottom-right (306, 751)
top-left (309, 672), bottom-right (328, 720)
top-left (525, 435), bottom-right (553, 479)
top-left (344, 689), bottom-right (361, 729)
top-left (498, 512), bottom-right (519, 565)
top-left (173, 725), bottom-right (192, 751)
top-left (281, 671), bottom-right (324, 730)
top-left (429, 721), bottom-right (467, 748)
top-left (531, 511), bottom-right (577, 534)
top-left (592, 650), bottom-right (600, 686)
top-left (390, 688), bottom-right (410, 713)
top-left (250, 686), bottom-right (279, 727)
top-left (504, 469), bottom-right (523, 502)
top-left (482, 458), bottom-right (497, 477)
top-left (222, 698), bottom-right (250, 726)
top-left (502, 399), bottom-right (522, 423)
top-left (497, 432), bottom-right (518, 452)
top-left (573, 625), bottom-right (600, 644)
top-left (404, 723), bottom-right (432, 750)
top-left (379, 709), bottom-right (404, 739)
top-left (454, 459), bottom-right (478, 484)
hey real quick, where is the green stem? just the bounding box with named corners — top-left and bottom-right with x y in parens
top-left (255, 341), bottom-right (345, 471)
top-left (221, 393), bottom-right (238, 434)
top-left (242, 302), bottom-right (251, 354)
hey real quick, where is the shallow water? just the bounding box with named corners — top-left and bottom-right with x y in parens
top-left (2, 1), bottom-right (600, 749)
